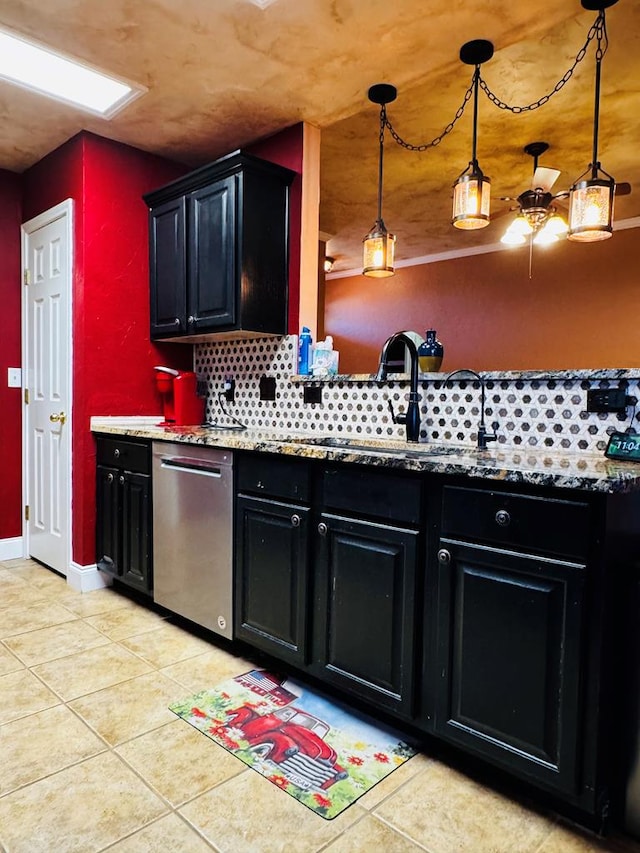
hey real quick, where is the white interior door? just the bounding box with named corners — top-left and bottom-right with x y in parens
top-left (22, 200), bottom-right (73, 575)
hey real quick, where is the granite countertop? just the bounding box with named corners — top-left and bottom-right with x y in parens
top-left (91, 417), bottom-right (640, 494)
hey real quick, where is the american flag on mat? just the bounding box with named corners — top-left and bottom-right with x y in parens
top-left (235, 670), bottom-right (298, 705)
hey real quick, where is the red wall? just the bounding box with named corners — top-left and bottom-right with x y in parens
top-left (325, 228), bottom-right (640, 374)
top-left (0, 170), bottom-right (24, 540)
top-left (248, 124), bottom-right (303, 334)
top-left (23, 133), bottom-right (189, 565)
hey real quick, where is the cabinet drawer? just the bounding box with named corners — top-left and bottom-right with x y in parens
top-left (237, 454), bottom-right (310, 502)
top-left (441, 485), bottom-right (590, 561)
top-left (96, 437), bottom-right (150, 474)
top-left (322, 466), bottom-right (421, 525)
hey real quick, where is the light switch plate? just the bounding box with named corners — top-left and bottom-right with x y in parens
top-left (7, 368), bottom-right (21, 388)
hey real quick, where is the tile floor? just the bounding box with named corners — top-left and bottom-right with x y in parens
top-left (1, 557), bottom-right (640, 853)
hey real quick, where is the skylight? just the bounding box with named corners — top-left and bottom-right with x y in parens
top-left (0, 28), bottom-right (145, 118)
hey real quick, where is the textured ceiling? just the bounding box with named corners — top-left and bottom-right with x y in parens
top-left (0, 0), bottom-right (637, 271)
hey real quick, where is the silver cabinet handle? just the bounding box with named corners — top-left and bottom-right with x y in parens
top-left (114, 448), bottom-right (120, 459)
top-left (317, 522), bottom-right (328, 537)
top-left (188, 315), bottom-right (196, 324)
top-left (173, 318), bottom-right (181, 325)
top-left (437, 548), bottom-right (451, 565)
top-left (119, 475), bottom-right (125, 485)
top-left (291, 514), bottom-right (301, 528)
top-left (495, 509), bottom-right (511, 527)
top-left (106, 472), bottom-right (114, 484)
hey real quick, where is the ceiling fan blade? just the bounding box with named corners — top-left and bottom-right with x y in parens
top-left (531, 166), bottom-right (561, 193)
top-left (615, 181), bottom-right (631, 196)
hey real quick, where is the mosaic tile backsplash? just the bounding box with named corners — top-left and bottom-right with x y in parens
top-left (194, 336), bottom-right (640, 455)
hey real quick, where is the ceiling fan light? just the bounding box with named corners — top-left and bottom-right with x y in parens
top-left (363, 221), bottom-right (396, 277)
top-left (509, 215), bottom-right (533, 236)
top-left (500, 230), bottom-right (526, 246)
top-left (545, 213), bottom-right (568, 236)
top-left (533, 226), bottom-right (559, 246)
top-left (567, 178), bottom-right (614, 242)
top-left (452, 171), bottom-right (491, 230)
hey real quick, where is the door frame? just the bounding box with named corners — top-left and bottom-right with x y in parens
top-left (21, 198), bottom-right (74, 574)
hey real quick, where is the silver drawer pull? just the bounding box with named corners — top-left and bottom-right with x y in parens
top-left (317, 522), bottom-right (328, 537)
top-left (437, 548), bottom-right (451, 565)
top-left (291, 514), bottom-right (301, 528)
top-left (495, 509), bottom-right (511, 527)
top-left (106, 473), bottom-right (114, 484)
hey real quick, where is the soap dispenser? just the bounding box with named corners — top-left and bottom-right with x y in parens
top-left (298, 327), bottom-right (313, 375)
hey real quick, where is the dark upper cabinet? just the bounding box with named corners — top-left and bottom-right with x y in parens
top-left (95, 437), bottom-right (153, 596)
top-left (144, 150), bottom-right (295, 342)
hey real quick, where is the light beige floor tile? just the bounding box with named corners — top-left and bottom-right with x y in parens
top-left (69, 670), bottom-right (186, 745)
top-left (357, 752), bottom-right (432, 810)
top-left (32, 642), bottom-right (153, 701)
top-left (105, 813), bottom-right (214, 853)
top-left (57, 587), bottom-right (138, 618)
top-left (0, 580), bottom-right (48, 611)
top-left (323, 813), bottom-right (425, 852)
top-left (374, 761), bottom-right (555, 853)
top-left (0, 668), bottom-right (60, 724)
top-left (18, 565), bottom-right (68, 592)
top-left (160, 646), bottom-right (254, 692)
top-left (537, 825), bottom-right (640, 852)
top-left (179, 770), bottom-right (365, 853)
top-left (0, 704), bottom-right (107, 795)
top-left (116, 718), bottom-right (245, 806)
top-left (4, 619), bottom-right (110, 666)
top-left (0, 751), bottom-right (168, 853)
top-left (120, 622), bottom-right (215, 668)
top-left (85, 606), bottom-right (167, 640)
top-left (0, 641), bottom-right (25, 675)
top-left (0, 599), bottom-right (76, 638)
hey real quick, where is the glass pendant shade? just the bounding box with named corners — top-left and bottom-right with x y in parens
top-left (452, 170), bottom-right (491, 230)
top-left (363, 222), bottom-right (396, 277)
top-left (567, 178), bottom-right (614, 242)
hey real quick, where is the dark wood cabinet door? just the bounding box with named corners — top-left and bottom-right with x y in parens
top-left (235, 495), bottom-right (310, 666)
top-left (187, 177), bottom-right (236, 332)
top-left (120, 471), bottom-right (152, 593)
top-left (314, 513), bottom-right (418, 717)
top-left (96, 465), bottom-right (120, 576)
top-left (149, 197), bottom-right (187, 338)
top-left (433, 539), bottom-right (585, 794)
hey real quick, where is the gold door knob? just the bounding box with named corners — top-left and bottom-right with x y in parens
top-left (49, 412), bottom-right (66, 424)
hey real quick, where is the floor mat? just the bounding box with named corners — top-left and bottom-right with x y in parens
top-left (169, 668), bottom-right (417, 819)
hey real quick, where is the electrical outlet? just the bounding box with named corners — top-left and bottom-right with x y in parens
top-left (586, 388), bottom-right (628, 413)
top-left (223, 377), bottom-right (235, 402)
top-left (303, 384), bottom-right (322, 404)
top-left (259, 376), bottom-right (276, 401)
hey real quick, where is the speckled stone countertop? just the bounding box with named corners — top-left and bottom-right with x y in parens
top-left (291, 368), bottom-right (640, 383)
top-left (91, 417), bottom-right (640, 494)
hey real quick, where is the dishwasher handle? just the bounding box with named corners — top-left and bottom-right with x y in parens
top-left (160, 456), bottom-right (226, 477)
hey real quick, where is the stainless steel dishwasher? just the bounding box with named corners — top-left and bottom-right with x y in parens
top-left (152, 442), bottom-right (233, 639)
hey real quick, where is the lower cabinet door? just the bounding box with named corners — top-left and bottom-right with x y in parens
top-left (314, 512), bottom-right (418, 717)
top-left (235, 495), bottom-right (310, 665)
top-left (120, 471), bottom-right (152, 593)
top-left (96, 465), bottom-right (120, 576)
top-left (433, 539), bottom-right (585, 794)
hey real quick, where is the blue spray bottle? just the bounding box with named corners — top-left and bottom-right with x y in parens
top-left (298, 327), bottom-right (313, 375)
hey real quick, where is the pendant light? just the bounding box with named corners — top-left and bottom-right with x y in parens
top-left (363, 84), bottom-right (397, 277)
top-left (452, 40), bottom-right (493, 230)
top-left (568, 0), bottom-right (617, 242)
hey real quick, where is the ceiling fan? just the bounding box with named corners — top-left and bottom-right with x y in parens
top-left (498, 141), bottom-right (631, 247)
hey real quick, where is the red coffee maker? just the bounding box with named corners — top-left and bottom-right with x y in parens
top-left (154, 366), bottom-right (205, 426)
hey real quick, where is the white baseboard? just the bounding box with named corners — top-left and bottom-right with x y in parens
top-left (67, 562), bottom-right (113, 592)
top-left (0, 537), bottom-right (24, 561)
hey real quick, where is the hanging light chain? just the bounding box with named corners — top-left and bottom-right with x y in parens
top-left (382, 10), bottom-right (605, 154)
top-left (383, 74), bottom-right (475, 152)
top-left (478, 11), bottom-right (603, 114)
